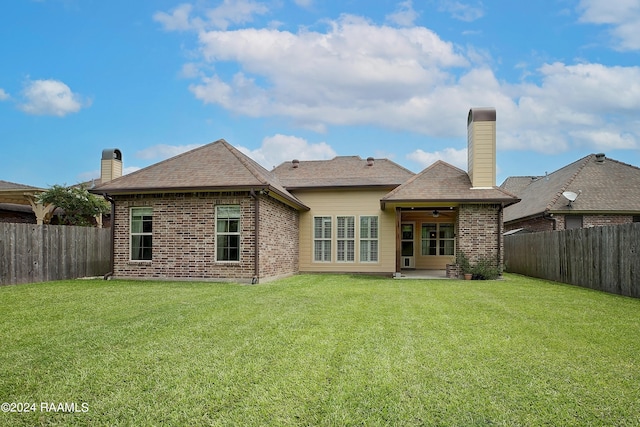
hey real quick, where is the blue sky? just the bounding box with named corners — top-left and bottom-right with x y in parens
top-left (1, 0), bottom-right (639, 188)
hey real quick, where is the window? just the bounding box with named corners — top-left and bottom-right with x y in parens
top-left (216, 205), bottom-right (241, 262)
top-left (421, 223), bottom-right (455, 256)
top-left (130, 207), bottom-right (152, 261)
top-left (360, 216), bottom-right (379, 262)
top-left (337, 216), bottom-right (355, 262)
top-left (314, 216), bottom-right (332, 262)
top-left (565, 215), bottom-right (583, 230)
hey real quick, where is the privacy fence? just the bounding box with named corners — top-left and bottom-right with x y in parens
top-left (505, 222), bottom-right (640, 298)
top-left (0, 223), bottom-right (111, 285)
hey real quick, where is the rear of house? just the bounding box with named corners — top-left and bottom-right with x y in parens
top-left (93, 108), bottom-right (518, 282)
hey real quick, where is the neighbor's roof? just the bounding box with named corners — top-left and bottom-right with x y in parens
top-left (502, 154), bottom-right (640, 223)
top-left (92, 140), bottom-right (308, 210)
top-left (272, 156), bottom-right (415, 189)
top-left (381, 161), bottom-right (519, 206)
top-left (0, 180), bottom-right (43, 205)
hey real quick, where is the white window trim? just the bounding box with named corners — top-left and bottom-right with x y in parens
top-left (359, 215), bottom-right (379, 263)
top-left (421, 222), bottom-right (455, 256)
top-left (336, 216), bottom-right (355, 263)
top-left (130, 206), bottom-right (152, 262)
top-left (215, 205), bottom-right (241, 263)
top-left (313, 216), bottom-right (333, 263)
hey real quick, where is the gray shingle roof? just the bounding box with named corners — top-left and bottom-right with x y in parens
top-left (92, 140), bottom-right (308, 210)
top-left (503, 154), bottom-right (640, 223)
top-left (272, 156), bottom-right (414, 188)
top-left (382, 160), bottom-right (518, 204)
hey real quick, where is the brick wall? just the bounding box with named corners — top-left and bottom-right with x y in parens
top-left (112, 192), bottom-right (259, 282)
top-left (257, 194), bottom-right (299, 281)
top-left (507, 214), bottom-right (634, 232)
top-left (457, 204), bottom-right (502, 267)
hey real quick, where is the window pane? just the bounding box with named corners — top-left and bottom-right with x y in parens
top-left (441, 240), bottom-right (455, 256)
top-left (440, 224), bottom-right (454, 239)
top-left (217, 205), bottom-right (240, 219)
top-left (370, 241), bottom-right (378, 262)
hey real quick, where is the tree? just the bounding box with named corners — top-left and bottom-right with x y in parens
top-left (36, 184), bottom-right (110, 226)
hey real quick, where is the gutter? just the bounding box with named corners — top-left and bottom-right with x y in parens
top-left (103, 193), bottom-right (115, 280)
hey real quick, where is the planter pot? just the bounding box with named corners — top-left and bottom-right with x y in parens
top-left (464, 273), bottom-right (472, 280)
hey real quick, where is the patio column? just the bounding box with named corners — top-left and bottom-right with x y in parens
top-left (395, 207), bottom-right (401, 273)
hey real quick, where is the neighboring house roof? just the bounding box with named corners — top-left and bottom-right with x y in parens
top-left (272, 156), bottom-right (414, 189)
top-left (0, 180), bottom-right (43, 205)
top-left (92, 140), bottom-right (308, 210)
top-left (502, 153), bottom-right (640, 223)
top-left (381, 161), bottom-right (519, 207)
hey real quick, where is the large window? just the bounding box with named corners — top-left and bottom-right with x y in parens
top-left (130, 207), bottom-right (152, 261)
top-left (337, 216), bottom-right (355, 262)
top-left (360, 216), bottom-right (379, 262)
top-left (216, 205), bottom-right (241, 262)
top-left (421, 223), bottom-right (455, 256)
top-left (314, 216), bottom-right (332, 262)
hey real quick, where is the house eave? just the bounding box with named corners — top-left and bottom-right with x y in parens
top-left (381, 197), bottom-right (519, 210)
top-left (91, 185), bottom-right (309, 211)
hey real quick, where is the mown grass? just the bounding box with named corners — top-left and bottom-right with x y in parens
top-left (1, 273), bottom-right (639, 426)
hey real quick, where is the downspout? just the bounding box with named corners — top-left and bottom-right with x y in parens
top-left (497, 203), bottom-right (503, 273)
top-left (249, 189), bottom-right (260, 284)
top-left (543, 211), bottom-right (557, 230)
top-left (103, 193), bottom-right (115, 280)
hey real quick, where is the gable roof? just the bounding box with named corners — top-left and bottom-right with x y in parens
top-left (502, 154), bottom-right (640, 223)
top-left (381, 160), bottom-right (518, 207)
top-left (272, 156), bottom-right (414, 189)
top-left (92, 140), bottom-right (308, 210)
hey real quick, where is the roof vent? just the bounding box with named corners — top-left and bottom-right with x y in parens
top-left (366, 157), bottom-right (374, 166)
top-left (595, 153), bottom-right (605, 163)
top-left (292, 159), bottom-right (300, 168)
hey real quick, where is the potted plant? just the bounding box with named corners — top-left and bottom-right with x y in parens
top-left (456, 251), bottom-right (473, 280)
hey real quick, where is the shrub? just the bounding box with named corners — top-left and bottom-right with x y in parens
top-left (471, 257), bottom-right (501, 280)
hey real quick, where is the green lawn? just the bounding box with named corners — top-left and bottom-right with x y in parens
top-left (1, 274), bottom-right (639, 426)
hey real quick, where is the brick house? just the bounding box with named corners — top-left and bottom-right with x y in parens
top-left (93, 108), bottom-right (518, 282)
top-left (502, 154), bottom-right (640, 232)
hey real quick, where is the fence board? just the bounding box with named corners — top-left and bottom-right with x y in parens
top-left (0, 223), bottom-right (111, 285)
top-left (505, 223), bottom-right (640, 297)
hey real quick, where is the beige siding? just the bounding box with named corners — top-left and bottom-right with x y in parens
top-left (468, 120), bottom-right (496, 188)
top-left (292, 189), bottom-right (396, 273)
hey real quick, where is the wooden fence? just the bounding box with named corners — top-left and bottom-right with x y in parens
top-left (0, 223), bottom-right (111, 285)
top-left (504, 223), bottom-right (640, 297)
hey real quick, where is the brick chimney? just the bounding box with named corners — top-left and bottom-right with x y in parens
top-left (101, 149), bottom-right (122, 183)
top-left (467, 108), bottom-right (496, 188)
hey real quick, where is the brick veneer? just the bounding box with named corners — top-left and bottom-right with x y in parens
top-left (506, 214), bottom-right (635, 232)
top-left (111, 192), bottom-right (299, 282)
top-left (257, 194), bottom-right (299, 281)
top-left (456, 203), bottom-right (503, 269)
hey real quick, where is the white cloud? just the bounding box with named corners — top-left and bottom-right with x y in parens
top-left (438, 1), bottom-right (485, 22)
top-left (161, 5), bottom-right (640, 157)
top-left (19, 79), bottom-right (87, 117)
top-left (154, 0), bottom-right (269, 32)
top-left (578, 0), bottom-right (640, 51)
top-left (407, 147), bottom-right (467, 170)
top-left (236, 134), bottom-right (336, 169)
top-left (153, 3), bottom-right (196, 31)
top-left (135, 143), bottom-right (204, 160)
top-left (386, 0), bottom-right (419, 27)
top-left (0, 88), bottom-right (9, 101)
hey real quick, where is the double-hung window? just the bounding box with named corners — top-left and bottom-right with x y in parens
top-left (216, 205), bottom-right (241, 262)
top-left (421, 223), bottom-right (455, 256)
top-left (336, 216), bottom-right (355, 262)
top-left (130, 207), bottom-right (152, 261)
top-left (360, 216), bottom-right (378, 262)
top-left (313, 216), bottom-right (332, 262)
